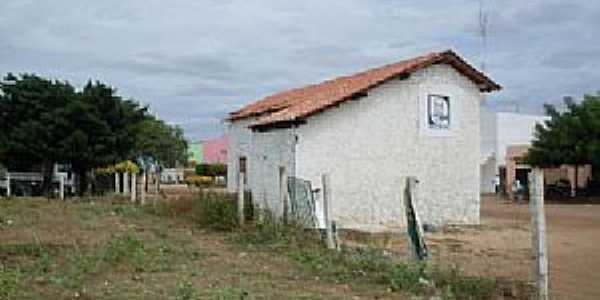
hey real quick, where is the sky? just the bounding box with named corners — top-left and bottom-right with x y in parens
top-left (1, 0), bottom-right (599, 141)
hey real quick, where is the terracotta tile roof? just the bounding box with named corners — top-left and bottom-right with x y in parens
top-left (229, 50), bottom-right (500, 128)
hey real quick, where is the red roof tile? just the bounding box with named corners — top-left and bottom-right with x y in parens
top-left (229, 50), bottom-right (500, 128)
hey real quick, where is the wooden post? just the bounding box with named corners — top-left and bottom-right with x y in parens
top-left (141, 172), bottom-right (146, 205)
top-left (405, 177), bottom-right (428, 261)
top-left (529, 168), bottom-right (549, 300)
top-left (130, 173), bottom-right (137, 203)
top-left (59, 175), bottom-right (65, 200)
top-left (115, 173), bottom-right (120, 194)
top-left (322, 174), bottom-right (336, 250)
top-left (6, 173), bottom-right (10, 197)
top-left (123, 172), bottom-right (130, 195)
top-left (280, 167), bottom-right (288, 224)
top-left (238, 172), bottom-right (245, 226)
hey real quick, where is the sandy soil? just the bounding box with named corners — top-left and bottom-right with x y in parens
top-left (409, 195), bottom-right (600, 300)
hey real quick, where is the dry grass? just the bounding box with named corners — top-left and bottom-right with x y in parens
top-left (0, 196), bottom-right (532, 299)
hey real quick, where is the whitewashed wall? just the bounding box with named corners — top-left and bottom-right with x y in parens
top-left (295, 64), bottom-right (482, 230)
top-left (226, 118), bottom-right (296, 215)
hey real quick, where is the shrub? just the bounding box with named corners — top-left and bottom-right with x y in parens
top-left (195, 163), bottom-right (227, 177)
top-left (185, 175), bottom-right (213, 187)
top-left (192, 192), bottom-right (238, 231)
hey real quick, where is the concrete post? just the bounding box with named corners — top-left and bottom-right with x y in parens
top-left (141, 172), bottom-right (146, 205)
top-left (59, 175), bottom-right (65, 200)
top-left (130, 173), bottom-right (137, 203)
top-left (115, 173), bottom-right (120, 194)
top-left (238, 172), bottom-right (245, 226)
top-left (6, 173), bottom-right (10, 197)
top-left (322, 174), bottom-right (336, 250)
top-left (529, 168), bottom-right (548, 300)
top-left (123, 172), bottom-right (130, 195)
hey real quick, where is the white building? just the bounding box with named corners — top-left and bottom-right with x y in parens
top-left (479, 110), bottom-right (551, 193)
top-left (227, 50), bottom-right (500, 230)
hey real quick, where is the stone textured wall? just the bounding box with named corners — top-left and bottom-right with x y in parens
top-left (295, 64), bottom-right (482, 230)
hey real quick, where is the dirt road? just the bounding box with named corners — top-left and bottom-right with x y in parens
top-left (479, 196), bottom-right (600, 300)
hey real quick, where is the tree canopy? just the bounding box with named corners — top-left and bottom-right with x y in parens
top-left (525, 93), bottom-right (600, 195)
top-left (0, 73), bottom-right (189, 195)
top-left (526, 94), bottom-right (600, 170)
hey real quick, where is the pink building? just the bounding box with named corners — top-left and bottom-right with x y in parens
top-left (203, 136), bottom-right (228, 164)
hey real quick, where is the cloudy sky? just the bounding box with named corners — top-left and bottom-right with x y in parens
top-left (1, 1), bottom-right (598, 140)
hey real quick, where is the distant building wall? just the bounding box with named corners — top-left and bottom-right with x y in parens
top-left (480, 111), bottom-right (550, 193)
top-left (188, 142), bottom-right (203, 163)
top-left (203, 136), bottom-right (228, 164)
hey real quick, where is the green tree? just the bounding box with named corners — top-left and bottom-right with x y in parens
top-left (135, 117), bottom-right (188, 168)
top-left (0, 74), bottom-right (185, 196)
top-left (525, 94), bottom-right (600, 195)
top-left (0, 73), bottom-right (77, 195)
top-left (64, 81), bottom-right (148, 194)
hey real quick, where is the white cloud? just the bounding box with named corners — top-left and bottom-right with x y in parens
top-left (1, 0), bottom-right (598, 139)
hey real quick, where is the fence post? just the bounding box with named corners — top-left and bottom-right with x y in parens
top-left (280, 167), bottom-right (288, 224)
top-left (238, 172), bottom-right (245, 227)
top-left (131, 173), bottom-right (137, 203)
top-left (529, 168), bottom-right (549, 300)
top-left (404, 177), bottom-right (428, 261)
top-left (59, 174), bottom-right (65, 200)
top-left (6, 173), bottom-right (10, 197)
top-left (123, 172), bottom-right (130, 195)
top-left (115, 173), bottom-right (120, 194)
top-left (322, 174), bottom-right (336, 250)
top-left (141, 172), bottom-right (146, 205)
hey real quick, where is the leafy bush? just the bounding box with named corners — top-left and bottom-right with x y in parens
top-left (192, 191), bottom-right (238, 231)
top-left (195, 163), bottom-right (227, 177)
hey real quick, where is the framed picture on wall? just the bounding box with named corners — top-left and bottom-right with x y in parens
top-left (427, 94), bottom-right (450, 129)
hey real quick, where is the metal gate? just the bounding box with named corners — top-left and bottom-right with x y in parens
top-left (287, 177), bottom-right (318, 227)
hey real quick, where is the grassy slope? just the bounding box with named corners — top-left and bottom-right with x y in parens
top-left (0, 198), bottom-right (400, 299)
top-left (0, 197), bottom-right (526, 299)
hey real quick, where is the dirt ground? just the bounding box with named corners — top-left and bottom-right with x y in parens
top-left (411, 195), bottom-right (600, 300)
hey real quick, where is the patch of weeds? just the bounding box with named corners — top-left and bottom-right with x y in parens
top-left (111, 203), bottom-right (143, 218)
top-left (33, 248), bottom-right (52, 275)
top-left (431, 265), bottom-right (496, 300)
top-left (101, 232), bottom-right (145, 265)
top-left (153, 243), bottom-right (173, 272)
top-left (235, 212), bottom-right (316, 250)
top-left (53, 244), bottom-right (95, 290)
top-left (175, 279), bottom-right (196, 300)
top-left (0, 264), bottom-right (20, 299)
top-left (0, 243), bottom-right (44, 257)
top-left (192, 192), bottom-right (238, 231)
top-left (190, 250), bottom-right (205, 261)
top-left (384, 263), bottom-right (428, 294)
top-left (209, 287), bottom-right (247, 300)
top-left (290, 246), bottom-right (393, 283)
